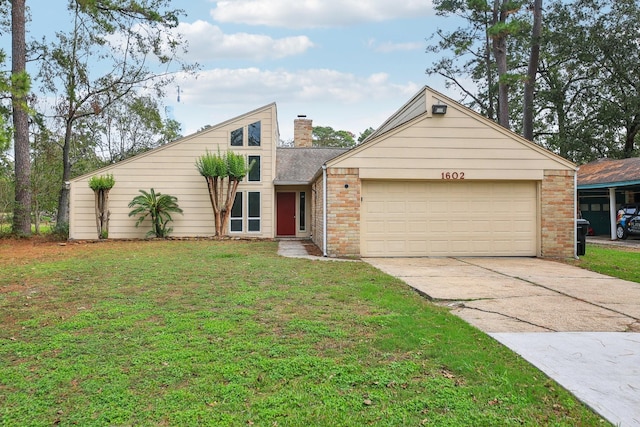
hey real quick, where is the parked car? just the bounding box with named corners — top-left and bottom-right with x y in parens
top-left (616, 203), bottom-right (640, 239)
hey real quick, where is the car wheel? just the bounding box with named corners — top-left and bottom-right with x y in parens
top-left (616, 225), bottom-right (628, 240)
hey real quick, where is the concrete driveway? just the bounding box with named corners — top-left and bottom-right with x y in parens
top-left (365, 257), bottom-right (640, 332)
top-left (364, 257), bottom-right (640, 427)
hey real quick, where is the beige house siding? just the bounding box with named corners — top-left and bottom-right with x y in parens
top-left (330, 114), bottom-right (572, 179)
top-left (69, 104), bottom-right (278, 240)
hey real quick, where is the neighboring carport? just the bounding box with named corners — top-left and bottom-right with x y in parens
top-left (578, 158), bottom-right (640, 238)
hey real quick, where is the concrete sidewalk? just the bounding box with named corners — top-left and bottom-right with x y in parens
top-left (364, 256), bottom-right (640, 427)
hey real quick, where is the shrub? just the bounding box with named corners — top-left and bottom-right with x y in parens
top-left (128, 189), bottom-right (183, 238)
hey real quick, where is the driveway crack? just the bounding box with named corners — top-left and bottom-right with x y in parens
top-left (455, 258), bottom-right (640, 323)
top-left (455, 304), bottom-right (557, 332)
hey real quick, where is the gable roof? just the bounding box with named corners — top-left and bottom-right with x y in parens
top-left (578, 157), bottom-right (640, 189)
top-left (70, 102), bottom-right (278, 182)
top-left (364, 88), bottom-right (428, 141)
top-left (329, 86), bottom-right (576, 171)
top-left (275, 147), bottom-right (348, 185)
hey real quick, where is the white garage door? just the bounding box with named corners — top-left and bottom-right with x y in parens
top-left (361, 181), bottom-right (538, 257)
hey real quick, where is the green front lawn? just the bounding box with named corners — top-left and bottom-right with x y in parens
top-left (575, 244), bottom-right (640, 283)
top-left (0, 240), bottom-right (606, 426)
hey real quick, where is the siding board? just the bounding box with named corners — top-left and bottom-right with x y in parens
top-left (70, 104), bottom-right (277, 240)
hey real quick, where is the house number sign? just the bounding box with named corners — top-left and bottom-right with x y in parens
top-left (441, 171), bottom-right (465, 180)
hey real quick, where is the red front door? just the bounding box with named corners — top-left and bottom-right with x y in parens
top-left (277, 192), bottom-right (296, 236)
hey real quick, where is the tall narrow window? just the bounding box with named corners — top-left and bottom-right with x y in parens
top-left (248, 192), bottom-right (261, 232)
top-left (248, 121), bottom-right (261, 146)
top-left (230, 192), bottom-right (243, 232)
top-left (299, 192), bottom-right (306, 231)
top-left (248, 155), bottom-right (260, 182)
top-left (231, 127), bottom-right (243, 146)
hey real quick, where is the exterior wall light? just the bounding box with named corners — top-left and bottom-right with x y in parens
top-left (432, 104), bottom-right (448, 115)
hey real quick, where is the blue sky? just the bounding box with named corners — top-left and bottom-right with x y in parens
top-left (24, 0), bottom-right (458, 142)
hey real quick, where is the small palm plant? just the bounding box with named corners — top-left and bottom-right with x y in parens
top-left (128, 189), bottom-right (183, 238)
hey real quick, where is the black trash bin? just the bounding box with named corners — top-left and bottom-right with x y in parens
top-left (577, 218), bottom-right (590, 256)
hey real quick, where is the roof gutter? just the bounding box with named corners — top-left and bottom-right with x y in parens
top-left (578, 179), bottom-right (640, 190)
top-left (322, 164), bottom-right (328, 257)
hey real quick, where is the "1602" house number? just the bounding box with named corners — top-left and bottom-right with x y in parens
top-left (441, 172), bottom-right (465, 180)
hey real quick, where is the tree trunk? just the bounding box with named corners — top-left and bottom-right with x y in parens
top-left (11, 0), bottom-right (31, 235)
top-left (103, 189), bottom-right (110, 237)
top-left (624, 121), bottom-right (639, 158)
top-left (94, 190), bottom-right (101, 237)
top-left (484, 16), bottom-right (496, 121)
top-left (56, 119), bottom-right (74, 226)
top-left (220, 179), bottom-right (240, 237)
top-left (523, 0), bottom-right (543, 141)
top-left (492, 0), bottom-right (511, 130)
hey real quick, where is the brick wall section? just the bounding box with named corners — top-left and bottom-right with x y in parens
top-left (325, 168), bottom-right (361, 257)
top-left (541, 170), bottom-right (575, 258)
top-left (311, 176), bottom-right (324, 252)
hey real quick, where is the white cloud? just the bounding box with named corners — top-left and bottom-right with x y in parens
top-left (210, 0), bottom-right (435, 29)
top-left (166, 67), bottom-right (422, 138)
top-left (368, 38), bottom-right (425, 53)
top-left (175, 20), bottom-right (314, 61)
top-left (174, 67), bottom-right (418, 105)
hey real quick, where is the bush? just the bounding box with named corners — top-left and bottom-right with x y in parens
top-left (51, 222), bottom-right (69, 241)
top-left (128, 189), bottom-right (183, 238)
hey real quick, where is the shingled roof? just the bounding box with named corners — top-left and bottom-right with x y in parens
top-left (275, 147), bottom-right (348, 185)
top-left (578, 157), bottom-right (640, 188)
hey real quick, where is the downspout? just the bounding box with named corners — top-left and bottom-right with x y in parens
top-left (574, 173), bottom-right (578, 259)
top-left (322, 164), bottom-right (328, 257)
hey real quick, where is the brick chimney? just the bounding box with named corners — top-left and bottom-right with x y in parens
top-left (294, 115), bottom-right (313, 148)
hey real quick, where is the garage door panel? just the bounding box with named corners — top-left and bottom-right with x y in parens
top-left (361, 181), bottom-right (537, 257)
top-left (408, 201), bottom-right (427, 213)
top-left (428, 220), bottom-right (449, 233)
top-left (387, 220), bottom-right (406, 233)
top-left (367, 201), bottom-right (385, 214)
top-left (408, 220), bottom-right (428, 232)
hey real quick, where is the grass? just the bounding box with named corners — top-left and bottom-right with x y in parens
top-left (0, 240), bottom-right (607, 426)
top-left (573, 244), bottom-right (640, 283)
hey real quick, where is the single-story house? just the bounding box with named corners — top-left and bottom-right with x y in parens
top-left (578, 157), bottom-right (640, 238)
top-left (69, 86), bottom-right (578, 258)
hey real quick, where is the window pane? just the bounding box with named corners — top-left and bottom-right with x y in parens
top-left (248, 192), bottom-right (260, 217)
top-left (231, 127), bottom-right (243, 146)
top-left (248, 156), bottom-right (260, 181)
top-left (248, 121), bottom-right (261, 146)
top-left (231, 192), bottom-right (242, 217)
top-left (248, 191), bottom-right (260, 232)
top-left (299, 192), bottom-right (306, 231)
top-left (230, 192), bottom-right (242, 232)
top-left (248, 219), bottom-right (260, 232)
top-left (230, 219), bottom-right (243, 232)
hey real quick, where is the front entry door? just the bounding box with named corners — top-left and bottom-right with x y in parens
top-left (277, 192), bottom-right (296, 236)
